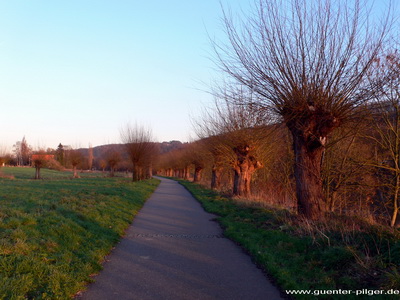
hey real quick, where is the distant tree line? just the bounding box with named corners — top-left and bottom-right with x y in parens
top-left (0, 124), bottom-right (162, 181)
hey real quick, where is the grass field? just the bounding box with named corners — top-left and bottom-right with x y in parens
top-left (178, 180), bottom-right (400, 300)
top-left (0, 167), bottom-right (159, 299)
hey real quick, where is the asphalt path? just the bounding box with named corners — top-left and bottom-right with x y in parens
top-left (79, 177), bottom-right (283, 300)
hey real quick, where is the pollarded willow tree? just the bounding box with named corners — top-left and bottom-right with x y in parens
top-left (32, 150), bottom-right (48, 180)
top-left (196, 86), bottom-right (273, 196)
top-left (104, 148), bottom-right (121, 177)
top-left (185, 141), bottom-right (209, 183)
top-left (121, 123), bottom-right (157, 181)
top-left (200, 135), bottom-right (226, 190)
top-left (213, 0), bottom-right (391, 219)
top-left (68, 149), bottom-right (83, 178)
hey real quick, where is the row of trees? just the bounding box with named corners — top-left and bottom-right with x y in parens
top-left (0, 124), bottom-right (159, 182)
top-left (157, 86), bottom-right (400, 227)
top-left (158, 0), bottom-right (400, 226)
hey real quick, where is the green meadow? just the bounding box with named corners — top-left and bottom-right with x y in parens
top-left (0, 167), bottom-right (159, 299)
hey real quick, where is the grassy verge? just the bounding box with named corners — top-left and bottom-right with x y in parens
top-left (0, 167), bottom-right (159, 299)
top-left (178, 180), bottom-right (400, 300)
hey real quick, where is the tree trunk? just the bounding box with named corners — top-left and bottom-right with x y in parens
top-left (183, 166), bottom-right (189, 180)
top-left (393, 210), bottom-right (400, 228)
top-left (146, 164), bottom-right (153, 179)
top-left (73, 165), bottom-right (80, 178)
top-left (35, 166), bottom-right (41, 179)
top-left (110, 166), bottom-right (115, 177)
top-left (232, 146), bottom-right (262, 197)
top-left (284, 106), bottom-right (339, 220)
top-left (211, 166), bottom-right (222, 190)
top-left (132, 165), bottom-right (139, 182)
top-left (233, 165), bottom-right (253, 196)
top-left (193, 166), bottom-right (203, 183)
top-left (328, 191), bottom-right (338, 212)
top-left (391, 175), bottom-right (400, 227)
top-left (233, 169), bottom-right (242, 196)
top-left (291, 131), bottom-right (326, 220)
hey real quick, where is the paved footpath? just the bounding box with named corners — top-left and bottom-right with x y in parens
top-left (79, 177), bottom-right (283, 300)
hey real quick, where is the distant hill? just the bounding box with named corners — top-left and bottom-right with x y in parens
top-left (159, 140), bottom-right (185, 154)
top-left (76, 140), bottom-right (185, 159)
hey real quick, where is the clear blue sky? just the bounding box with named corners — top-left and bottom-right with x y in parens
top-left (0, 0), bottom-right (245, 149)
top-left (0, 0), bottom-right (396, 150)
